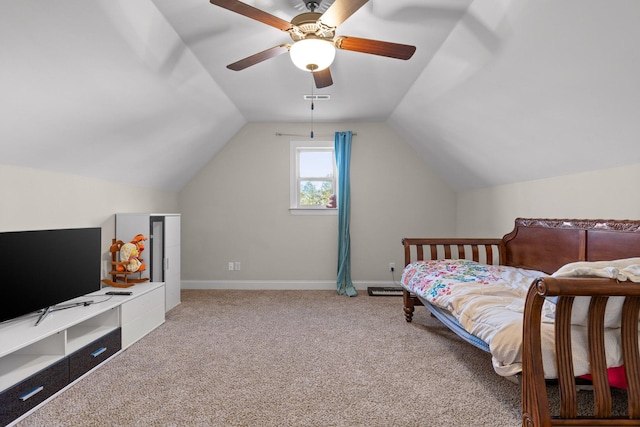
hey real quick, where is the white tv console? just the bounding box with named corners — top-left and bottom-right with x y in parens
top-left (0, 282), bottom-right (165, 426)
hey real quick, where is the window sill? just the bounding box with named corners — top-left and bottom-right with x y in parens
top-left (289, 208), bottom-right (338, 216)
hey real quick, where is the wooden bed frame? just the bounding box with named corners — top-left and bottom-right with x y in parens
top-left (401, 218), bottom-right (640, 427)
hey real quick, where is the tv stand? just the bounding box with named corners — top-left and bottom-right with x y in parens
top-left (0, 282), bottom-right (165, 426)
top-left (34, 300), bottom-right (95, 326)
top-left (34, 306), bottom-right (52, 327)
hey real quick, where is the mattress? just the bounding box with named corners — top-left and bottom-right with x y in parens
top-left (401, 259), bottom-right (627, 378)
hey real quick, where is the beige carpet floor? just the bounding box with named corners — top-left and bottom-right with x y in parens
top-left (15, 289), bottom-right (615, 427)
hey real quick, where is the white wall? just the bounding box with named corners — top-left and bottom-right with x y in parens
top-left (179, 122), bottom-right (456, 289)
top-left (0, 165), bottom-right (178, 277)
top-left (456, 162), bottom-right (640, 237)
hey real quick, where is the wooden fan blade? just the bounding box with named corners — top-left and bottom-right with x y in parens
top-left (313, 68), bottom-right (333, 88)
top-left (320, 0), bottom-right (369, 28)
top-left (335, 36), bottom-right (416, 60)
top-left (227, 44), bottom-right (290, 71)
top-left (210, 0), bottom-right (292, 32)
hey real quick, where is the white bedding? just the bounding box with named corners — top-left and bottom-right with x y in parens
top-left (401, 259), bottom-right (632, 378)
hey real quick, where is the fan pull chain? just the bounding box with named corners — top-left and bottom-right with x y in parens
top-left (310, 100), bottom-right (315, 139)
top-left (310, 73), bottom-right (315, 138)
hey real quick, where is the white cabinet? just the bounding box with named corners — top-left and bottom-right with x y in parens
top-left (0, 282), bottom-right (165, 426)
top-left (116, 213), bottom-right (181, 312)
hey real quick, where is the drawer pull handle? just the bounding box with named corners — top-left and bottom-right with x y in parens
top-left (19, 386), bottom-right (44, 401)
top-left (91, 347), bottom-right (107, 357)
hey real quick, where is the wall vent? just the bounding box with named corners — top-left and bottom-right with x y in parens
top-left (303, 94), bottom-right (331, 101)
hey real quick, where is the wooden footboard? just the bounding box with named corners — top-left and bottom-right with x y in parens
top-left (401, 237), bottom-right (505, 322)
top-left (522, 277), bottom-right (640, 426)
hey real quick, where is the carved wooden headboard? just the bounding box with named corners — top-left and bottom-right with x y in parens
top-left (504, 218), bottom-right (640, 274)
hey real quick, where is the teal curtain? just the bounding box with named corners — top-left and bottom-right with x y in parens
top-left (335, 131), bottom-right (357, 296)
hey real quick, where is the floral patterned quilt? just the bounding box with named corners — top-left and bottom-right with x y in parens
top-left (400, 259), bottom-right (624, 378)
top-left (401, 259), bottom-right (531, 310)
top-left (401, 259), bottom-right (633, 379)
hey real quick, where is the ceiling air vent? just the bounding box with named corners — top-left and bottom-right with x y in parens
top-left (303, 94), bottom-right (331, 101)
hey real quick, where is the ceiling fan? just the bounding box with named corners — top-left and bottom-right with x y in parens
top-left (209, 0), bottom-right (416, 88)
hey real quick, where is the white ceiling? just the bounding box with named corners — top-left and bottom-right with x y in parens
top-left (2, 0), bottom-right (639, 192)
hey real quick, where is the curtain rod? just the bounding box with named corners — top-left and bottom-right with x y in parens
top-left (275, 132), bottom-right (357, 137)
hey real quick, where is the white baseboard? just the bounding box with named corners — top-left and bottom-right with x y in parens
top-left (181, 280), bottom-right (399, 291)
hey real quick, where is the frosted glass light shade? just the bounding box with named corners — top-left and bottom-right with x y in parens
top-left (290, 39), bottom-right (336, 72)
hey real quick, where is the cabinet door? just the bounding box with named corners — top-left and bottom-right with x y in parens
top-left (121, 284), bottom-right (165, 348)
top-left (150, 217), bottom-right (164, 283)
top-left (164, 215), bottom-right (181, 311)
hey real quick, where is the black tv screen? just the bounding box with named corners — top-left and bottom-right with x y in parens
top-left (0, 227), bottom-right (101, 324)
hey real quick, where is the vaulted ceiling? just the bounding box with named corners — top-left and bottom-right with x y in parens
top-left (2, 0), bottom-right (639, 192)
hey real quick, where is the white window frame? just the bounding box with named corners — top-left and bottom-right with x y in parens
top-left (289, 140), bottom-right (337, 215)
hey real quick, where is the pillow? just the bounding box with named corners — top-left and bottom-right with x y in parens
top-left (550, 258), bottom-right (640, 328)
top-left (552, 258), bottom-right (640, 282)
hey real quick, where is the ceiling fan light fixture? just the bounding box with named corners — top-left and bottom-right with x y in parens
top-left (290, 39), bottom-right (336, 72)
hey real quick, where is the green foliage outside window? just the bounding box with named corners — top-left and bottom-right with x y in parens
top-left (300, 181), bottom-right (333, 206)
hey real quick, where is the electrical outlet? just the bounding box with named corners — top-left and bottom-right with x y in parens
top-left (234, 261), bottom-right (241, 271)
top-left (389, 262), bottom-right (395, 272)
top-left (228, 262), bottom-right (234, 271)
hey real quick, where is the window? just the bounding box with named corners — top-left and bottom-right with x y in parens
top-left (290, 140), bottom-right (337, 213)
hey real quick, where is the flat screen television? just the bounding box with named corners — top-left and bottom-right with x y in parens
top-left (0, 227), bottom-right (101, 324)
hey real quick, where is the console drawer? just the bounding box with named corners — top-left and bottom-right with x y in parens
top-left (69, 328), bottom-right (121, 382)
top-left (0, 358), bottom-right (68, 426)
